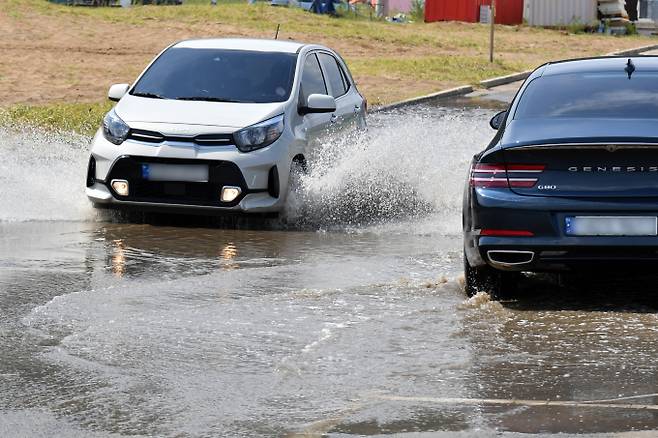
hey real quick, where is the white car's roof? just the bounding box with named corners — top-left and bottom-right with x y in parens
top-left (174, 38), bottom-right (308, 53)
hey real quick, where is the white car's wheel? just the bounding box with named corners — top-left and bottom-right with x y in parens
top-left (282, 159), bottom-right (308, 224)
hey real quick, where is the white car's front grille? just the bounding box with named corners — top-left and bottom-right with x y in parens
top-left (127, 129), bottom-right (234, 147)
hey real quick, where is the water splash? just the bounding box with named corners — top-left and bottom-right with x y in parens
top-left (0, 106), bottom-right (493, 227)
top-left (285, 107), bottom-right (492, 231)
top-left (0, 127), bottom-right (94, 222)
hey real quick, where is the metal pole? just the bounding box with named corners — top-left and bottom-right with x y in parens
top-left (489, 0), bottom-right (495, 63)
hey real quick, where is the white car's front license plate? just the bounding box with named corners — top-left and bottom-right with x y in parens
top-left (141, 164), bottom-right (209, 183)
top-left (565, 216), bottom-right (658, 236)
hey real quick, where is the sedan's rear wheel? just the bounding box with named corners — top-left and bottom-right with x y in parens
top-left (464, 253), bottom-right (519, 300)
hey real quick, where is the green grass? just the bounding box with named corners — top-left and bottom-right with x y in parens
top-left (2, 0), bottom-right (654, 135)
top-left (0, 102), bottom-right (113, 136)
top-left (0, 56), bottom-right (524, 135)
top-left (12, 0), bottom-right (431, 48)
top-left (348, 56), bottom-right (526, 83)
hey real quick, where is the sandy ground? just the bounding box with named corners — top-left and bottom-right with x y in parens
top-left (0, 3), bottom-right (653, 106)
top-left (0, 7), bottom-right (448, 105)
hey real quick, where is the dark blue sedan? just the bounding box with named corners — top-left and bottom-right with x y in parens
top-left (463, 56), bottom-right (658, 298)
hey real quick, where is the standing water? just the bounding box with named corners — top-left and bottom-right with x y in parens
top-left (3, 105), bottom-right (658, 437)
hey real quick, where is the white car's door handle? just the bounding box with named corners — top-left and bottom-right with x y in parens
top-left (354, 105), bottom-right (361, 112)
top-left (330, 114), bottom-right (338, 123)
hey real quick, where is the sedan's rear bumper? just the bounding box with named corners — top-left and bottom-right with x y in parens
top-left (472, 234), bottom-right (658, 272)
top-left (465, 187), bottom-right (658, 272)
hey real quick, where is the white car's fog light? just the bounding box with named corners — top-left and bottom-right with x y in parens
top-left (221, 186), bottom-right (241, 202)
top-left (111, 179), bottom-right (129, 196)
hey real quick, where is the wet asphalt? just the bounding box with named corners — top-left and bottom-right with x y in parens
top-left (3, 99), bottom-right (658, 437)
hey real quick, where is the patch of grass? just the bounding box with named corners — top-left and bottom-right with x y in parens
top-left (2, 0), bottom-right (656, 134)
top-left (349, 56), bottom-right (526, 83)
top-left (0, 101), bottom-right (112, 136)
top-left (1, 1), bottom-right (506, 48)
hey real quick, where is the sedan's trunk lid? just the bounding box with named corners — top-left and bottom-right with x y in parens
top-left (500, 119), bottom-right (658, 198)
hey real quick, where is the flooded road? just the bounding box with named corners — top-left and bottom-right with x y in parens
top-left (3, 106), bottom-right (658, 437)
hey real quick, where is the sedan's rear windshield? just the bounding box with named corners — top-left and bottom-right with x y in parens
top-left (131, 47), bottom-right (298, 103)
top-left (515, 72), bottom-right (658, 119)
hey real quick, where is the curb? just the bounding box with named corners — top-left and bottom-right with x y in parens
top-left (607, 43), bottom-right (658, 56)
top-left (479, 70), bottom-right (533, 89)
top-left (373, 85), bottom-right (473, 113)
top-left (479, 44), bottom-right (658, 89)
top-left (372, 43), bottom-right (658, 112)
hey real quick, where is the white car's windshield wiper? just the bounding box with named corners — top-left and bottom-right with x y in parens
top-left (176, 96), bottom-right (250, 103)
top-left (132, 92), bottom-right (167, 99)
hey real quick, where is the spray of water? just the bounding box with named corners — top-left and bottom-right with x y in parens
top-left (0, 127), bottom-right (95, 222)
top-left (0, 106), bottom-right (492, 229)
top-left (285, 107), bottom-right (492, 232)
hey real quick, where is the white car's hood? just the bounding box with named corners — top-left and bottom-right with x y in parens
top-left (115, 95), bottom-right (287, 129)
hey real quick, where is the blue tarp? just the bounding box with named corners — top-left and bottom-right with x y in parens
top-left (309, 0), bottom-right (339, 14)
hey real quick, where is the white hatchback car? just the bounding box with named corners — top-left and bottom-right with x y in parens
top-left (86, 38), bottom-right (366, 214)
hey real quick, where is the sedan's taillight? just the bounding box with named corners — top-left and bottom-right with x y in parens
top-left (470, 163), bottom-right (545, 188)
top-left (480, 229), bottom-right (534, 237)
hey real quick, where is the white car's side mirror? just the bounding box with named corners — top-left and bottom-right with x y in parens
top-left (300, 93), bottom-right (336, 115)
top-left (108, 83), bottom-right (130, 102)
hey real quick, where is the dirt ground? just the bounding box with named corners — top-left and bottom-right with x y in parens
top-left (1, 2), bottom-right (653, 107)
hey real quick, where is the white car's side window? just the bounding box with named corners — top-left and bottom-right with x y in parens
top-left (318, 53), bottom-right (347, 99)
top-left (300, 53), bottom-right (328, 104)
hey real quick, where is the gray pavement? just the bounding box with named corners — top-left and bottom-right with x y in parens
top-left (464, 48), bottom-right (658, 106)
top-left (465, 80), bottom-right (522, 104)
top-left (5, 101), bottom-right (658, 437)
top-left (636, 49), bottom-right (658, 55)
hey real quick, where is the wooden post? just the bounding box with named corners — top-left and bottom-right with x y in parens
top-left (489, 0), bottom-right (495, 63)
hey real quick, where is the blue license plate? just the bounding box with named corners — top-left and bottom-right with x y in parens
top-left (140, 163), bottom-right (209, 182)
top-left (566, 216), bottom-right (657, 236)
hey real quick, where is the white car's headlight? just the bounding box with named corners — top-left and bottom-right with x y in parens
top-left (234, 114), bottom-right (284, 153)
top-left (102, 109), bottom-right (130, 145)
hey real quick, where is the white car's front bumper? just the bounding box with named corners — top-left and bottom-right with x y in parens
top-left (86, 128), bottom-right (295, 213)
top-left (86, 183), bottom-right (283, 213)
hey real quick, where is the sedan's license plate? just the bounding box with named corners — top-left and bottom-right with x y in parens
top-left (565, 216), bottom-right (657, 236)
top-left (141, 164), bottom-right (209, 183)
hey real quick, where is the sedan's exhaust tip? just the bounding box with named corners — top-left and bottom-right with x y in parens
top-left (487, 250), bottom-right (535, 268)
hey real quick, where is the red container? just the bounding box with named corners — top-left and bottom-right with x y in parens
top-left (425, 0), bottom-right (523, 25)
top-left (485, 0), bottom-right (524, 25)
top-left (425, 0), bottom-right (479, 22)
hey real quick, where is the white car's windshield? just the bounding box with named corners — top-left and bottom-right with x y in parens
top-left (131, 47), bottom-right (298, 103)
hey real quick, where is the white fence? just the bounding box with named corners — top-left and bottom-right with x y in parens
top-left (524, 0), bottom-right (598, 26)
